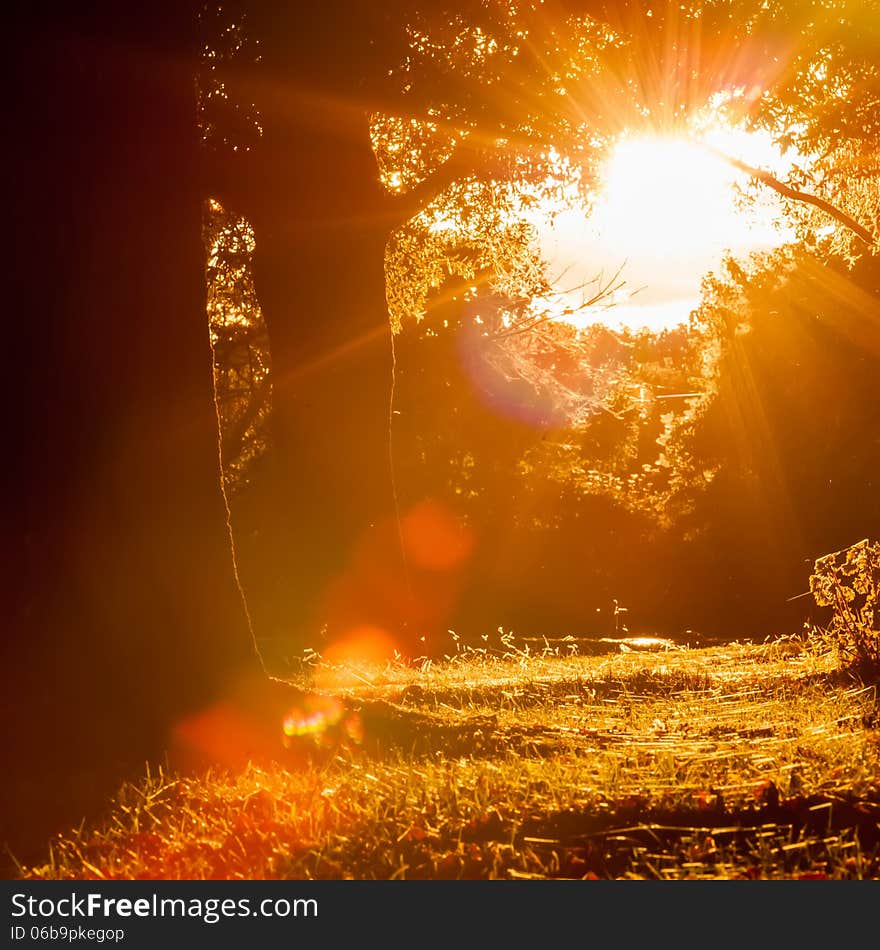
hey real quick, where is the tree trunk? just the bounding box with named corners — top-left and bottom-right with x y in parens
top-left (207, 4), bottom-right (417, 652)
top-left (4, 6), bottom-right (260, 870)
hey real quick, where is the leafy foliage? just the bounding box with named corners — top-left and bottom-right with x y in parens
top-left (378, 0), bottom-right (879, 534)
top-left (742, 0), bottom-right (880, 262)
top-left (376, 11), bottom-right (732, 528)
top-left (197, 0), bottom-right (263, 159)
top-left (203, 199), bottom-right (273, 495)
top-left (201, 0), bottom-right (879, 526)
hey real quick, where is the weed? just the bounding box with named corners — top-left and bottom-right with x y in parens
top-left (809, 539), bottom-right (880, 675)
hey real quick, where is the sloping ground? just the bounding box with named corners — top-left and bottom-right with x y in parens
top-left (23, 637), bottom-right (880, 880)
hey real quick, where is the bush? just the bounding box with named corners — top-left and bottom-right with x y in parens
top-left (809, 539), bottom-right (880, 673)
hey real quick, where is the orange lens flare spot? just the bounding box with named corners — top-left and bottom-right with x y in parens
top-left (172, 702), bottom-right (276, 770)
top-left (401, 500), bottom-right (474, 571)
top-left (314, 625), bottom-right (397, 689)
top-left (322, 625), bottom-right (397, 666)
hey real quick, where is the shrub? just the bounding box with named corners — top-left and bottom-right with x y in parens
top-left (809, 539), bottom-right (880, 673)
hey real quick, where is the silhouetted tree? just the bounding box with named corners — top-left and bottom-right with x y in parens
top-left (201, 0), bottom-right (878, 650)
top-left (4, 3), bottom-right (259, 869)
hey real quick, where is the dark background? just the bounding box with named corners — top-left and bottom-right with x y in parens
top-left (4, 6), bottom-right (256, 874)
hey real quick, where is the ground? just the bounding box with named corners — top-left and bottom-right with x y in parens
top-left (19, 633), bottom-right (880, 880)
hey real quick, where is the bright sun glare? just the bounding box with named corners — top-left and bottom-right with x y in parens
top-left (598, 136), bottom-right (748, 251)
top-left (540, 117), bottom-right (797, 333)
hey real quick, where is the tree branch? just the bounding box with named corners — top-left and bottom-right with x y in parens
top-left (489, 263), bottom-right (627, 341)
top-left (385, 139), bottom-right (516, 228)
top-left (709, 146), bottom-right (879, 249)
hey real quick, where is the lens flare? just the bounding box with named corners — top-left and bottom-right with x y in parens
top-left (172, 702), bottom-right (278, 770)
top-left (281, 694), bottom-right (363, 748)
top-left (401, 499), bottom-right (475, 571)
top-left (314, 625), bottom-right (397, 689)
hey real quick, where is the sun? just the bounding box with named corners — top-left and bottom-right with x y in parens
top-left (538, 117), bottom-right (796, 333)
top-left (596, 135), bottom-right (743, 255)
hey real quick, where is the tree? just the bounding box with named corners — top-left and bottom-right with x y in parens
top-left (665, 245), bottom-right (880, 636)
top-left (4, 4), bottom-right (260, 870)
top-left (202, 0), bottom-right (878, 653)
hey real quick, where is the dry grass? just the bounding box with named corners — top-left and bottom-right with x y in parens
top-left (20, 633), bottom-right (880, 881)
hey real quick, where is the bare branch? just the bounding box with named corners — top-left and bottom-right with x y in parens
top-left (489, 262), bottom-right (627, 341)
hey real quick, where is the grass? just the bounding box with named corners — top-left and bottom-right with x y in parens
top-left (19, 631), bottom-right (880, 880)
